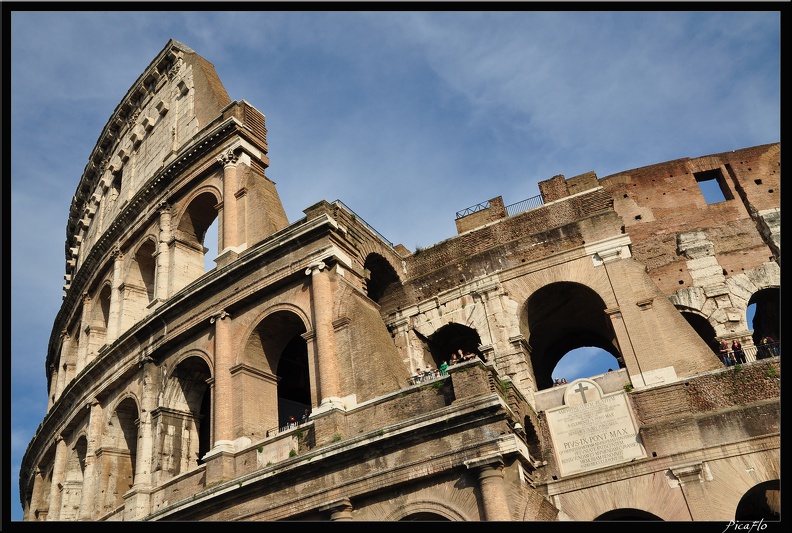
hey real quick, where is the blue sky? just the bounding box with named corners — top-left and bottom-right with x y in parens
top-left (7, 9), bottom-right (780, 521)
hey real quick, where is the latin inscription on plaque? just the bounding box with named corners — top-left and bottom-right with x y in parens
top-left (546, 378), bottom-right (645, 476)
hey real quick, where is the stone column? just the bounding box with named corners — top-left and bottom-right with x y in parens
top-left (47, 364), bottom-right (58, 411)
top-left (670, 463), bottom-right (708, 520)
top-left (54, 331), bottom-right (71, 402)
top-left (125, 355), bottom-right (159, 519)
top-left (79, 399), bottom-right (102, 520)
top-left (319, 498), bottom-right (354, 521)
top-left (76, 293), bottom-right (92, 374)
top-left (305, 262), bottom-right (341, 408)
top-left (210, 310), bottom-right (235, 452)
top-left (217, 149), bottom-right (239, 251)
top-left (46, 436), bottom-right (68, 521)
top-left (26, 467), bottom-right (48, 521)
top-left (154, 202), bottom-right (172, 302)
top-left (467, 457), bottom-right (511, 521)
top-left (106, 246), bottom-right (123, 343)
top-left (136, 356), bottom-right (159, 489)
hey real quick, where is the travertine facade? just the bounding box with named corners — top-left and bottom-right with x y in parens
top-left (20, 40), bottom-right (780, 522)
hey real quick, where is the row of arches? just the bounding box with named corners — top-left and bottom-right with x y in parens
top-left (53, 190), bottom-right (222, 406)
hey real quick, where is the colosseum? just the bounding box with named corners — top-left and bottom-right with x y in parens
top-left (19, 39), bottom-right (780, 522)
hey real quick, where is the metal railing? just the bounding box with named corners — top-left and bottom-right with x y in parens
top-left (332, 200), bottom-right (393, 247)
top-left (505, 194), bottom-right (543, 216)
top-left (266, 418), bottom-right (311, 438)
top-left (455, 200), bottom-right (490, 219)
top-left (455, 194), bottom-right (544, 220)
top-left (408, 369), bottom-right (448, 386)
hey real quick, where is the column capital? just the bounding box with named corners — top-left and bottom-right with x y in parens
top-left (464, 454), bottom-right (505, 472)
top-left (157, 200), bottom-right (171, 213)
top-left (110, 243), bottom-right (124, 260)
top-left (216, 148), bottom-right (238, 168)
top-left (210, 310), bottom-right (231, 323)
top-left (305, 261), bottom-right (327, 276)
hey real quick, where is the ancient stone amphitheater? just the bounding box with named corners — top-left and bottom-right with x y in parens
top-left (20, 39), bottom-right (780, 522)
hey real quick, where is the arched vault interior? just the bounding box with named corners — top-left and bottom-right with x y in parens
top-left (522, 281), bottom-right (622, 389)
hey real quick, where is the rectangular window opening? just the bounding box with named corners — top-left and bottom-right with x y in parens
top-left (694, 168), bottom-right (732, 204)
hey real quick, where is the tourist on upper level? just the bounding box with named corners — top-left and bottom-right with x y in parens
top-left (719, 340), bottom-right (732, 366)
top-left (731, 340), bottom-right (746, 364)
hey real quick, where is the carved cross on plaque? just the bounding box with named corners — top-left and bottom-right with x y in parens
top-left (574, 382), bottom-right (590, 403)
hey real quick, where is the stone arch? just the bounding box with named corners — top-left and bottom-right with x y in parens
top-left (128, 236), bottom-right (158, 303)
top-left (157, 354), bottom-right (212, 477)
top-left (425, 322), bottom-right (483, 366)
top-left (669, 263), bottom-right (780, 345)
top-left (677, 307), bottom-right (720, 355)
top-left (385, 499), bottom-right (469, 521)
top-left (747, 287), bottom-right (780, 346)
top-left (59, 434), bottom-right (88, 521)
top-left (595, 508), bottom-right (663, 520)
top-left (101, 169), bottom-right (123, 232)
top-left (85, 283), bottom-right (112, 363)
top-left (93, 282), bottom-right (112, 331)
top-left (100, 396), bottom-right (139, 513)
top-left (239, 307), bottom-right (311, 435)
top-left (363, 252), bottom-right (405, 315)
top-left (170, 187), bottom-right (221, 294)
top-left (356, 239), bottom-right (405, 282)
top-left (520, 281), bottom-right (622, 390)
top-left (735, 479), bottom-right (780, 521)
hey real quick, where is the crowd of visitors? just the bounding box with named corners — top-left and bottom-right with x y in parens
top-left (411, 349), bottom-right (479, 384)
top-left (758, 336), bottom-right (779, 359)
top-left (718, 337), bottom-right (779, 366)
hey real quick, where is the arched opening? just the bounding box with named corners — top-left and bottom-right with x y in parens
top-left (88, 284), bottom-right (112, 357)
top-left (102, 170), bottom-right (122, 232)
top-left (276, 334), bottom-right (311, 428)
top-left (735, 479), bottom-right (780, 521)
top-left (158, 356), bottom-right (211, 477)
top-left (551, 346), bottom-right (619, 384)
top-left (363, 252), bottom-right (404, 315)
top-left (595, 508), bottom-right (663, 520)
top-left (203, 217), bottom-right (218, 271)
top-left (399, 512), bottom-right (451, 521)
top-left (748, 288), bottom-right (780, 345)
top-left (101, 398), bottom-right (139, 513)
top-left (522, 282), bottom-right (622, 390)
top-left (97, 284), bottom-right (112, 330)
top-left (679, 309), bottom-right (719, 355)
top-left (427, 322), bottom-right (483, 366)
top-left (172, 191), bottom-right (219, 293)
top-left (132, 240), bottom-right (157, 303)
top-left (242, 310), bottom-right (311, 436)
top-left (59, 436), bottom-right (87, 520)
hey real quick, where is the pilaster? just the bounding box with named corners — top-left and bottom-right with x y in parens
top-left (305, 261), bottom-right (342, 412)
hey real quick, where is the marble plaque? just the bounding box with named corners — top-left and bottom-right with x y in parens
top-left (546, 378), bottom-right (645, 476)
